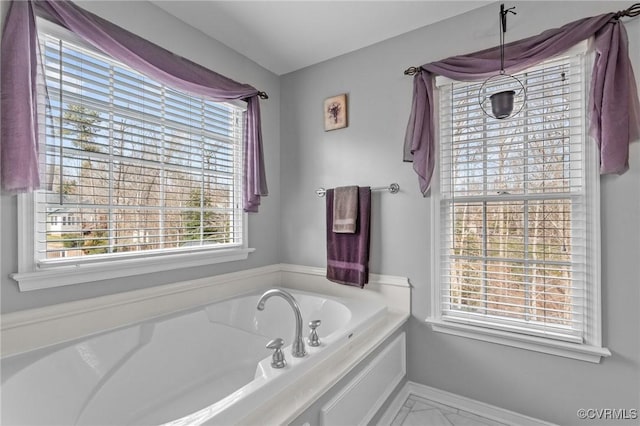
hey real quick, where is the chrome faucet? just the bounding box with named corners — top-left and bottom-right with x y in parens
top-left (256, 289), bottom-right (306, 358)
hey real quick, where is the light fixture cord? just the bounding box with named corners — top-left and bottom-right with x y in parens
top-left (500, 17), bottom-right (505, 74)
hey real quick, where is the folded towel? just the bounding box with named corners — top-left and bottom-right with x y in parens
top-left (326, 187), bottom-right (371, 288)
top-left (332, 185), bottom-right (359, 233)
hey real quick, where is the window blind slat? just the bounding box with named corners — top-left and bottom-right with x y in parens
top-left (437, 51), bottom-right (588, 343)
top-left (38, 31), bottom-right (244, 262)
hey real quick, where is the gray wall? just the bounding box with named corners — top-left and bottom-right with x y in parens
top-left (280, 2), bottom-right (639, 425)
top-left (0, 1), bottom-right (281, 312)
top-left (2, 1), bottom-right (639, 425)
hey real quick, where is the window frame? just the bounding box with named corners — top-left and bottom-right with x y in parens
top-left (426, 41), bottom-right (610, 363)
top-left (11, 18), bottom-right (253, 292)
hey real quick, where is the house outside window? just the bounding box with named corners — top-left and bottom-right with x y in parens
top-left (428, 42), bottom-right (609, 362)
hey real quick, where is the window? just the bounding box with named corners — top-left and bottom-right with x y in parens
top-left (429, 43), bottom-right (609, 362)
top-left (13, 21), bottom-right (251, 291)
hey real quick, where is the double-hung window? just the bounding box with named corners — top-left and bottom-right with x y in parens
top-left (429, 42), bottom-right (609, 362)
top-left (14, 20), bottom-right (250, 291)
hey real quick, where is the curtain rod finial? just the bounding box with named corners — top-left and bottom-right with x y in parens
top-left (258, 91), bottom-right (269, 100)
top-left (404, 66), bottom-right (421, 76)
top-left (614, 3), bottom-right (640, 20)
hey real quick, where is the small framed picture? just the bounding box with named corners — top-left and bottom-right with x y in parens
top-left (324, 94), bottom-right (348, 131)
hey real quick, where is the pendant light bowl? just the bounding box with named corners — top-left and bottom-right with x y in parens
top-left (479, 73), bottom-right (526, 119)
top-left (490, 90), bottom-right (516, 118)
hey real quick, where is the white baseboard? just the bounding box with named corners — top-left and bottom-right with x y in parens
top-left (377, 381), bottom-right (557, 426)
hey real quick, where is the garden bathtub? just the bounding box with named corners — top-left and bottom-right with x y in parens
top-left (1, 287), bottom-right (386, 425)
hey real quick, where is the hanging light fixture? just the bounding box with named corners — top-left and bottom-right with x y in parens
top-left (479, 4), bottom-right (526, 119)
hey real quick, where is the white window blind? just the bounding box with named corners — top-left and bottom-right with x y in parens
top-left (36, 29), bottom-right (245, 264)
top-left (436, 46), bottom-right (595, 343)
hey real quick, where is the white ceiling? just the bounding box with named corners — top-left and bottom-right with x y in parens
top-left (150, 1), bottom-right (491, 75)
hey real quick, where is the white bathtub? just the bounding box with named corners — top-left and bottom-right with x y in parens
top-left (1, 287), bottom-right (386, 425)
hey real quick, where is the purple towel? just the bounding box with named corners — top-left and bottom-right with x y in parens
top-left (326, 187), bottom-right (371, 288)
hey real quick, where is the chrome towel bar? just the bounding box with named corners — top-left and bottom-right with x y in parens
top-left (316, 183), bottom-right (399, 197)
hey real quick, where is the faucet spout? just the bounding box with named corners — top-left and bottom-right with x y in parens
top-left (256, 289), bottom-right (306, 358)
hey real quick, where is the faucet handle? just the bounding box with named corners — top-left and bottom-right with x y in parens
top-left (266, 338), bottom-right (286, 368)
top-left (266, 337), bottom-right (284, 350)
top-left (308, 320), bottom-right (321, 347)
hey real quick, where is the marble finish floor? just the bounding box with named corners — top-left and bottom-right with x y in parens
top-left (390, 394), bottom-right (509, 426)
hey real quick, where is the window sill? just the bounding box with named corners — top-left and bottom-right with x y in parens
top-left (12, 247), bottom-right (255, 292)
top-left (426, 318), bottom-right (611, 364)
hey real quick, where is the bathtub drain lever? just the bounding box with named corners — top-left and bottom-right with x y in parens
top-left (266, 338), bottom-right (286, 369)
top-left (308, 320), bottom-right (321, 347)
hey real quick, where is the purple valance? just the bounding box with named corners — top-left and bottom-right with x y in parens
top-left (404, 12), bottom-right (640, 195)
top-left (1, 0), bottom-right (268, 212)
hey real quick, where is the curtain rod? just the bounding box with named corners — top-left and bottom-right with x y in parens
top-left (315, 183), bottom-right (400, 197)
top-left (402, 2), bottom-right (640, 76)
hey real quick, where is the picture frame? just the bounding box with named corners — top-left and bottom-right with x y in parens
top-left (324, 94), bottom-right (348, 131)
